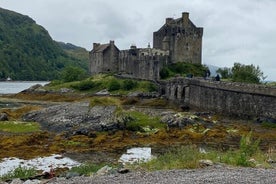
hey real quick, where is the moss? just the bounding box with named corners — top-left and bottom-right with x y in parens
top-left (89, 96), bottom-right (121, 107)
top-left (1, 105), bottom-right (42, 120)
top-left (0, 121), bottom-right (40, 133)
top-left (123, 111), bottom-right (165, 131)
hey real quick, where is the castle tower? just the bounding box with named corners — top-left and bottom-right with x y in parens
top-left (153, 12), bottom-right (203, 64)
top-left (89, 40), bottom-right (119, 75)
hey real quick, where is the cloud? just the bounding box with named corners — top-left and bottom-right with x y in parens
top-left (1, 0), bottom-right (276, 80)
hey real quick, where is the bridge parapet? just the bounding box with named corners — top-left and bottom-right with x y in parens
top-left (160, 78), bottom-right (276, 118)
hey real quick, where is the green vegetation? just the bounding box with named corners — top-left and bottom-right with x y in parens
top-left (266, 81), bottom-right (276, 86)
top-left (261, 122), bottom-right (276, 128)
top-left (0, 121), bottom-right (40, 133)
top-left (90, 97), bottom-right (121, 107)
top-left (216, 63), bottom-right (266, 84)
top-left (122, 111), bottom-right (165, 131)
top-left (60, 66), bottom-right (88, 82)
top-left (69, 163), bottom-right (111, 176)
top-left (0, 8), bottom-right (88, 80)
top-left (159, 62), bottom-right (208, 79)
top-left (46, 74), bottom-right (158, 94)
top-left (216, 67), bottom-right (232, 79)
top-left (232, 63), bottom-right (266, 84)
top-left (138, 132), bottom-right (269, 171)
top-left (0, 166), bottom-right (37, 181)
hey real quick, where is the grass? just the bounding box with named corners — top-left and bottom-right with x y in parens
top-left (136, 132), bottom-right (271, 171)
top-left (122, 111), bottom-right (165, 131)
top-left (0, 166), bottom-right (38, 181)
top-left (90, 96), bottom-right (122, 107)
top-left (68, 163), bottom-right (111, 176)
top-left (261, 122), bottom-right (276, 128)
top-left (0, 121), bottom-right (40, 133)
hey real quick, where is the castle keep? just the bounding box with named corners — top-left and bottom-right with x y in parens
top-left (90, 12), bottom-right (203, 80)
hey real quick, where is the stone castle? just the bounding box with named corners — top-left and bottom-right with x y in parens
top-left (89, 12), bottom-right (203, 80)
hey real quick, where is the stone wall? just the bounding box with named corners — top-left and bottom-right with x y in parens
top-left (118, 47), bottom-right (169, 80)
top-left (89, 41), bottom-right (119, 75)
top-left (161, 78), bottom-right (276, 118)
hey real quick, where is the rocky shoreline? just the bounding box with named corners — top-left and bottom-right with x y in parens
top-left (0, 89), bottom-right (276, 183)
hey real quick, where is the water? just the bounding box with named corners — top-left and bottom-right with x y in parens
top-left (0, 154), bottom-right (80, 176)
top-left (119, 147), bottom-right (153, 164)
top-left (0, 81), bottom-right (49, 94)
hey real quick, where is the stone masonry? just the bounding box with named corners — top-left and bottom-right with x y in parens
top-left (89, 12), bottom-right (203, 80)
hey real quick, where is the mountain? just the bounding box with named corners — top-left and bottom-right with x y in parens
top-left (57, 42), bottom-right (89, 65)
top-left (0, 7), bottom-right (88, 80)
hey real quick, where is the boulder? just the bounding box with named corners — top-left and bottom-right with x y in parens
top-left (22, 102), bottom-right (125, 134)
top-left (94, 165), bottom-right (113, 176)
top-left (21, 84), bottom-right (42, 93)
top-left (199, 159), bottom-right (213, 167)
top-left (0, 112), bottom-right (8, 121)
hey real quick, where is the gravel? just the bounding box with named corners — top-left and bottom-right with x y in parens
top-left (48, 167), bottom-right (276, 184)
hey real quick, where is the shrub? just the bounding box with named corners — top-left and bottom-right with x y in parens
top-left (239, 132), bottom-right (260, 157)
top-left (71, 80), bottom-right (96, 91)
top-left (61, 66), bottom-right (88, 82)
top-left (1, 166), bottom-right (37, 180)
top-left (122, 80), bottom-right (138, 90)
top-left (108, 79), bottom-right (121, 91)
top-left (160, 67), bottom-right (170, 79)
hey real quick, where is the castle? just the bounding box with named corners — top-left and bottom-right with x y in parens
top-left (89, 12), bottom-right (203, 80)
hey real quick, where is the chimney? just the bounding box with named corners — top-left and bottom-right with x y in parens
top-left (182, 12), bottom-right (189, 26)
top-left (93, 43), bottom-right (100, 49)
top-left (110, 40), bottom-right (115, 45)
top-left (166, 18), bottom-right (173, 24)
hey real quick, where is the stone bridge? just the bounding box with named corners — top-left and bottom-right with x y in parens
top-left (159, 78), bottom-right (276, 119)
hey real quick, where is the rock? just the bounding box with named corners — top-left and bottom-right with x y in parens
top-left (248, 158), bottom-right (257, 165)
top-left (117, 168), bottom-right (130, 174)
top-left (95, 89), bottom-right (110, 96)
top-left (66, 172), bottom-right (80, 179)
top-left (267, 158), bottom-right (275, 164)
top-left (22, 102), bottom-right (124, 134)
top-left (161, 113), bottom-right (196, 128)
top-left (256, 117), bottom-right (276, 124)
top-left (95, 165), bottom-right (113, 176)
top-left (0, 112), bottom-right (8, 121)
top-left (10, 179), bottom-right (23, 184)
top-left (199, 159), bottom-right (213, 167)
top-left (23, 179), bottom-right (41, 184)
top-left (22, 84), bottom-right (42, 93)
top-left (59, 88), bottom-right (74, 93)
top-left (127, 91), bottom-right (143, 97)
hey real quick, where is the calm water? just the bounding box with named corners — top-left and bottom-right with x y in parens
top-left (0, 81), bottom-right (49, 94)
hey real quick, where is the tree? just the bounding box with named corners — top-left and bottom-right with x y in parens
top-left (231, 63), bottom-right (266, 84)
top-left (61, 66), bottom-right (87, 82)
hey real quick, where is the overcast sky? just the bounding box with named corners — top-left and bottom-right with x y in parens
top-left (1, 0), bottom-right (276, 81)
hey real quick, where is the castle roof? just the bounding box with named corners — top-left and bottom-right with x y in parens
top-left (93, 44), bottom-right (110, 53)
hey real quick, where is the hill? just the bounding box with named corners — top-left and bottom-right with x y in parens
top-left (0, 7), bottom-right (88, 81)
top-left (57, 42), bottom-right (89, 65)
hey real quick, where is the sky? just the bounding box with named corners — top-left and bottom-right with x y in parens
top-left (1, 0), bottom-right (276, 81)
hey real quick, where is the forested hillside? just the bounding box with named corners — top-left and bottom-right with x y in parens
top-left (0, 7), bottom-right (88, 80)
